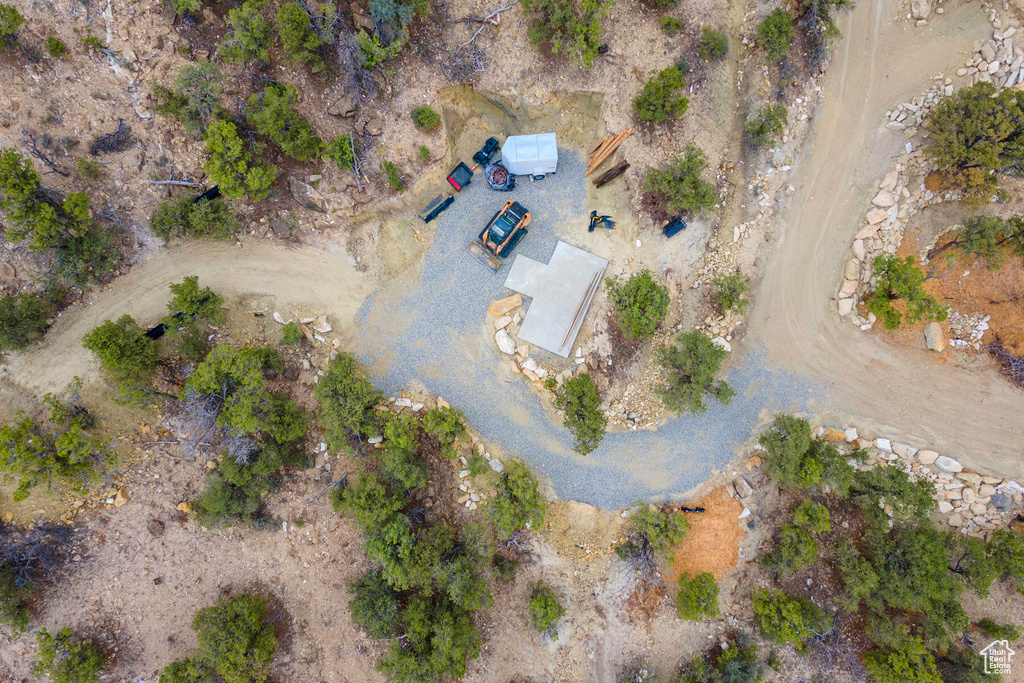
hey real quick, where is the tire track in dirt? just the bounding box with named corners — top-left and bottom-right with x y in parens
top-left (747, 0), bottom-right (1024, 478)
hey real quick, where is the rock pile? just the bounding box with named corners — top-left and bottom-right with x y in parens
top-left (378, 390), bottom-right (503, 512)
top-left (947, 311), bottom-right (990, 350)
top-left (841, 9), bottom-right (1023, 330)
top-left (800, 425), bottom-right (1024, 538)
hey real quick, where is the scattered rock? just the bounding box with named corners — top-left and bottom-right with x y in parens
top-left (935, 456), bottom-right (963, 473)
top-left (947, 512), bottom-right (963, 527)
top-left (738, 507), bottom-right (751, 520)
top-left (489, 459), bottom-right (504, 473)
top-left (288, 177), bottom-right (328, 213)
top-left (395, 398), bottom-right (413, 408)
top-left (364, 118), bottom-right (383, 136)
top-left (327, 91), bottom-right (358, 117)
top-left (114, 488), bottom-right (129, 507)
top-left (821, 428), bottom-right (846, 442)
top-left (871, 191), bottom-right (897, 208)
top-left (838, 298), bottom-right (854, 316)
top-left (495, 329), bottom-right (516, 355)
top-left (0, 261), bottom-right (15, 279)
top-left (176, 501), bottom-right (192, 513)
top-left (734, 478), bottom-right (753, 498)
top-left (493, 316), bottom-right (512, 330)
top-left (916, 449), bottom-right (938, 465)
top-left (489, 294), bottom-right (522, 317)
top-left (368, 436), bottom-right (383, 444)
top-left (746, 455), bottom-right (762, 471)
top-left (844, 427), bottom-right (858, 442)
top-left (874, 438), bottom-right (892, 452)
top-left (911, 0), bottom-right (931, 19)
top-left (711, 336), bottom-right (731, 352)
top-left (938, 501), bottom-right (953, 513)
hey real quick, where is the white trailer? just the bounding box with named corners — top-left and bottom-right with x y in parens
top-left (501, 133), bottom-right (558, 178)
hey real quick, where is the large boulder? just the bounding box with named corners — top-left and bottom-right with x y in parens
top-left (911, 0), bottom-right (931, 20)
top-left (924, 322), bottom-right (946, 352)
top-left (489, 294), bottom-right (523, 317)
top-left (328, 91), bottom-right (359, 118)
top-left (288, 177), bottom-right (328, 213)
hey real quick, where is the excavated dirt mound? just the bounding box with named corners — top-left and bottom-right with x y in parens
top-left (667, 487), bottom-right (744, 583)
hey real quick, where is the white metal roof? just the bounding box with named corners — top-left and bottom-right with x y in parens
top-left (502, 133), bottom-right (558, 163)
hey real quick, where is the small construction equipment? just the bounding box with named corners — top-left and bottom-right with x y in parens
top-left (586, 129), bottom-right (632, 177)
top-left (447, 162), bottom-right (474, 191)
top-left (419, 194), bottom-right (455, 223)
top-left (588, 210), bottom-right (615, 232)
top-left (501, 133), bottom-right (558, 178)
top-left (466, 200), bottom-right (531, 272)
top-left (473, 137), bottom-right (501, 165)
top-left (662, 217), bottom-right (687, 238)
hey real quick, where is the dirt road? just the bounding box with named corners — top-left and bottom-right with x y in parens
top-left (748, 0), bottom-right (1024, 478)
top-left (0, 241), bottom-right (371, 395)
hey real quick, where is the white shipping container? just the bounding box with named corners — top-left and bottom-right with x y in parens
top-left (501, 133), bottom-right (558, 177)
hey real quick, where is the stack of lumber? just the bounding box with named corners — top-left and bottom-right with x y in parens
top-left (585, 129), bottom-right (633, 177)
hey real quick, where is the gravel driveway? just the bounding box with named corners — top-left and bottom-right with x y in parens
top-left (353, 153), bottom-right (816, 507)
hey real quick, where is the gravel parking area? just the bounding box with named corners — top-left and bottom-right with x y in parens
top-left (353, 153), bottom-right (817, 507)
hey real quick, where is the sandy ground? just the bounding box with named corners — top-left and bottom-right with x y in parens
top-left (747, 0), bottom-right (1024, 481)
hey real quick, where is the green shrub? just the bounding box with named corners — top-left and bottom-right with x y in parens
top-left (314, 351), bottom-right (383, 447)
top-left (151, 195), bottom-right (237, 240)
top-left (169, 0), bottom-right (203, 17)
top-left (377, 594), bottom-right (481, 682)
top-left (633, 66), bottom-right (688, 123)
top-left (182, 344), bottom-right (301, 440)
top-left (277, 2), bottom-right (325, 71)
top-left (926, 83), bottom-right (1024, 204)
top-left (711, 271), bottom-right (750, 314)
top-left (863, 636), bottom-right (942, 683)
top-left (422, 405), bottom-right (466, 460)
top-left (152, 61), bottom-right (224, 135)
top-left (752, 589), bottom-right (827, 650)
top-left (761, 523), bottom-right (818, 578)
top-left (492, 554), bottom-right (518, 581)
top-left (554, 373), bottom-right (607, 455)
top-left (348, 569), bottom-right (402, 638)
top-left (323, 134), bottom-right (355, 171)
top-left (978, 618), bottom-right (1021, 641)
top-left (644, 144), bottom-right (717, 214)
top-left (851, 465), bottom-right (935, 526)
top-left (194, 442), bottom-right (303, 527)
top-left (0, 3), bottom-right (24, 47)
top-left (757, 8), bottom-right (794, 62)
top-left (677, 633), bottom-right (761, 683)
top-left (626, 505), bottom-right (687, 561)
top-left (866, 255), bottom-right (947, 330)
top-left (792, 500), bottom-right (830, 532)
top-left (697, 26), bottom-right (728, 60)
top-left (0, 412), bottom-right (108, 502)
top-left (82, 314), bottom-right (159, 394)
top-left (659, 16), bottom-right (683, 35)
top-left (162, 593), bottom-right (277, 683)
top-left (0, 149), bottom-right (118, 284)
top-left (928, 214), bottom-right (1024, 268)
top-left (746, 103), bottom-right (787, 147)
top-left (417, 144), bottom-right (430, 161)
top-left (488, 459), bottom-right (545, 539)
top-left (758, 414), bottom-right (856, 492)
top-left (356, 30), bottom-right (405, 68)
top-left (605, 269), bottom-right (669, 340)
top-left (380, 160), bottom-right (404, 190)
top-left (331, 470), bottom-right (406, 530)
top-left (834, 539), bottom-right (879, 610)
top-left (675, 572), bottom-right (719, 620)
top-left (203, 120), bottom-right (276, 202)
top-left (77, 159), bottom-right (102, 179)
top-left (80, 34), bottom-right (105, 51)
top-left (379, 413), bottom-right (427, 490)
top-left (656, 331), bottom-right (734, 415)
top-left (247, 83), bottom-right (322, 162)
top-left (0, 561), bottom-right (31, 632)
top-left (529, 582), bottom-right (565, 639)
top-left (411, 104), bottom-right (441, 131)
top-left (521, 0), bottom-right (610, 67)
top-left (46, 36), bottom-right (68, 57)
top-left (168, 275), bottom-right (224, 324)
top-left (33, 627), bottom-right (105, 683)
top-left (0, 288), bottom-right (62, 354)
top-left (221, 1), bottom-right (274, 64)
top-left (990, 529), bottom-right (1024, 583)
top-left (282, 321), bottom-right (303, 345)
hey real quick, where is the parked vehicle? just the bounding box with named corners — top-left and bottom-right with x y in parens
top-left (501, 133), bottom-right (558, 179)
top-left (466, 200), bottom-right (531, 272)
top-left (473, 137), bottom-right (501, 166)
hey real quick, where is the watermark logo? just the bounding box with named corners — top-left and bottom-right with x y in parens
top-left (980, 639), bottom-right (1015, 676)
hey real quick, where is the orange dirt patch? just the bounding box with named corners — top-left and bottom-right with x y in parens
top-left (666, 487), bottom-right (744, 583)
top-left (898, 231), bottom-right (1024, 352)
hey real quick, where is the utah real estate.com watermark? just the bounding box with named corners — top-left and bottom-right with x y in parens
top-left (981, 639), bottom-right (1015, 676)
